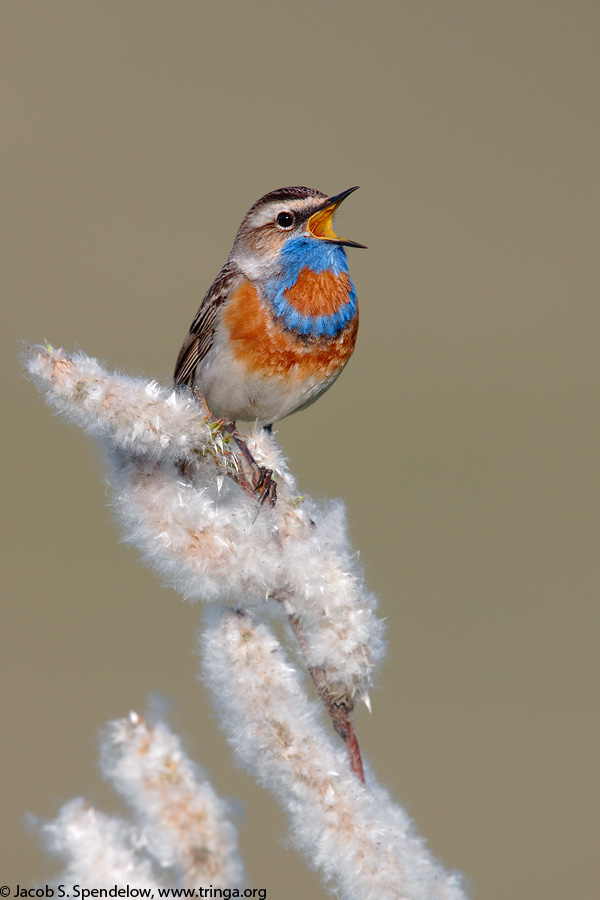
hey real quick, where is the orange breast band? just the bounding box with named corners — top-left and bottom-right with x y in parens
top-left (223, 280), bottom-right (358, 378)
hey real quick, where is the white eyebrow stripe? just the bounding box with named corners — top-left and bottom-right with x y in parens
top-left (246, 197), bottom-right (318, 229)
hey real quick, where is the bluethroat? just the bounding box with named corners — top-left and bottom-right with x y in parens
top-left (174, 186), bottom-right (365, 429)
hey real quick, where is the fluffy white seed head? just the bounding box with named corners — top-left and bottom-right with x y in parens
top-left (24, 345), bottom-right (235, 471)
top-left (100, 709), bottom-right (245, 887)
top-left (25, 344), bottom-right (465, 898)
top-left (201, 609), bottom-right (467, 900)
top-left (37, 709), bottom-right (244, 890)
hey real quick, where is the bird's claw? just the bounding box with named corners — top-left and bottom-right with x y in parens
top-left (219, 421), bottom-right (278, 508)
top-left (253, 466), bottom-right (277, 507)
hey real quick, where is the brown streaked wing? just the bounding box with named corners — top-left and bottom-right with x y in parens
top-left (174, 264), bottom-right (242, 386)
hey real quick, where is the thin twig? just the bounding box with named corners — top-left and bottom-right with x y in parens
top-left (288, 613), bottom-right (365, 783)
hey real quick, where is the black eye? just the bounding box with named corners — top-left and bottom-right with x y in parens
top-left (276, 211), bottom-right (294, 229)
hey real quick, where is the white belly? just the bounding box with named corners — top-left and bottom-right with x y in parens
top-left (192, 338), bottom-right (341, 425)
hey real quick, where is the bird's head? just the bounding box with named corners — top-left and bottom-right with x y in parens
top-left (231, 186), bottom-right (366, 280)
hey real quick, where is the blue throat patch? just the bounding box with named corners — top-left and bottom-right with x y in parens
top-left (265, 237), bottom-right (357, 338)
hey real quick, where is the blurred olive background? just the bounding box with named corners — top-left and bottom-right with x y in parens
top-left (2, 2), bottom-right (599, 897)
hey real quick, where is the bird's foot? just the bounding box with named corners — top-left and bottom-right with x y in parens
top-left (253, 465), bottom-right (277, 507)
top-left (222, 421), bottom-right (278, 507)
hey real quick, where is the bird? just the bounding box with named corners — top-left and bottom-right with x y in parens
top-left (174, 185), bottom-right (366, 429)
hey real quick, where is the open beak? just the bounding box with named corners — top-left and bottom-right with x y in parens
top-left (306, 186), bottom-right (367, 248)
